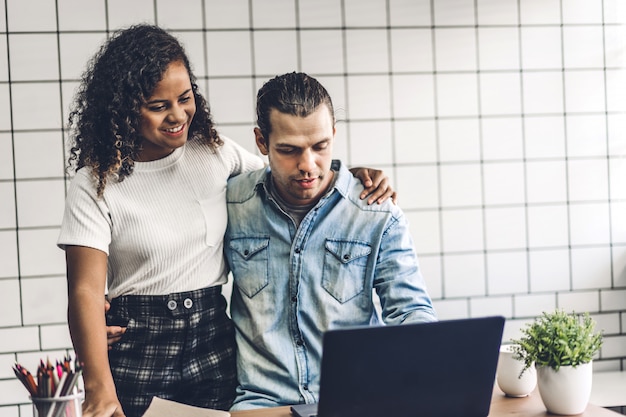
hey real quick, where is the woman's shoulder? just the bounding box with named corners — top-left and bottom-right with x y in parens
top-left (70, 166), bottom-right (97, 187)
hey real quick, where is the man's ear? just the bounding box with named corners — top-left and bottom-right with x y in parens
top-left (254, 127), bottom-right (269, 156)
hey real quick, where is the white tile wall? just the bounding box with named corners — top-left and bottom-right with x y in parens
top-left (442, 252), bottom-right (486, 297)
top-left (558, 291), bottom-right (600, 314)
top-left (0, 0), bottom-right (625, 413)
top-left (529, 249), bottom-right (571, 292)
top-left (480, 73), bottom-right (522, 116)
top-left (486, 251), bottom-right (529, 295)
top-left (435, 28), bottom-right (477, 72)
top-left (253, 0), bottom-right (296, 28)
top-left (6, 0), bottom-right (56, 32)
top-left (207, 78), bottom-right (256, 124)
top-left (521, 27), bottom-right (562, 69)
top-left (483, 162), bottom-right (525, 205)
top-left (347, 75), bottom-right (391, 119)
top-left (107, 0), bottom-right (155, 30)
top-left (57, 0), bottom-right (107, 31)
top-left (432, 298), bottom-right (470, 320)
top-left (299, 0), bottom-right (343, 27)
top-left (523, 72), bottom-right (564, 114)
top-left (0, 134), bottom-right (13, 180)
top-left (0, 87), bottom-right (10, 127)
top-left (438, 119), bottom-right (480, 162)
top-left (524, 116), bottom-right (566, 158)
top-left (253, 30), bottom-right (299, 74)
top-left (478, 27), bottom-right (520, 70)
top-left (300, 30), bottom-right (344, 74)
top-left (0, 279), bottom-right (20, 327)
top-left (0, 232), bottom-right (19, 278)
top-left (406, 211), bottom-right (440, 255)
top-left (393, 120), bottom-right (437, 164)
top-left (440, 165), bottom-right (482, 207)
top-left (436, 73), bottom-right (479, 116)
top-left (476, 0), bottom-right (518, 25)
top-left (206, 31), bottom-right (253, 76)
top-left (205, 0), bottom-right (250, 29)
top-left (607, 70), bottom-right (626, 112)
top-left (515, 293), bottom-right (557, 318)
top-left (0, 36), bottom-right (7, 82)
top-left (392, 74), bottom-right (435, 118)
top-left (344, 0), bottom-right (387, 27)
top-left (390, 29), bottom-right (433, 72)
top-left (9, 35), bottom-right (58, 81)
top-left (472, 296), bottom-right (516, 318)
top-left (11, 83), bottom-right (62, 130)
top-left (157, 0), bottom-right (204, 29)
top-left (593, 312), bottom-right (620, 335)
top-left (0, 183), bottom-right (15, 229)
top-left (0, 0), bottom-right (5, 32)
top-left (345, 29), bottom-right (389, 73)
top-left (349, 121), bottom-right (393, 166)
top-left (484, 206), bottom-right (527, 250)
top-left (441, 208), bottom-right (484, 252)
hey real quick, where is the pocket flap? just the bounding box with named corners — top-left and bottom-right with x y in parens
top-left (325, 239), bottom-right (371, 264)
top-left (229, 237), bottom-right (270, 260)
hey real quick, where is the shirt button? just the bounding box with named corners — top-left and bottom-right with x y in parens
top-left (167, 300), bottom-right (177, 310)
top-left (291, 296), bottom-right (297, 302)
top-left (183, 298), bottom-right (193, 309)
top-left (297, 339), bottom-right (304, 346)
top-left (303, 384), bottom-right (309, 391)
top-left (295, 248), bottom-right (301, 254)
top-left (343, 254), bottom-right (350, 260)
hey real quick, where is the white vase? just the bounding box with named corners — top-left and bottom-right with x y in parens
top-left (497, 345), bottom-right (537, 397)
top-left (536, 361), bottom-right (593, 415)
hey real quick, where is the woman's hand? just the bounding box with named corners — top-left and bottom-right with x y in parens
top-left (81, 388), bottom-right (126, 417)
top-left (350, 167), bottom-right (398, 205)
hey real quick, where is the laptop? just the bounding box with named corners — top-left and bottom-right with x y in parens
top-left (290, 316), bottom-right (505, 417)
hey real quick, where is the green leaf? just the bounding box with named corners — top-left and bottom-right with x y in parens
top-left (510, 310), bottom-right (603, 376)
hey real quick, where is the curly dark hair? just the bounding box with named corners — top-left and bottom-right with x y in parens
top-left (67, 24), bottom-right (222, 197)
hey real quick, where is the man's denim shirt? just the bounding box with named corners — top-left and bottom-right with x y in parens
top-left (225, 160), bottom-right (437, 410)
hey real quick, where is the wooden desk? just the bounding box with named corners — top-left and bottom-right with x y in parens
top-left (230, 386), bottom-right (623, 417)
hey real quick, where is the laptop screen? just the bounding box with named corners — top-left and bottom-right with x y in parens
top-left (293, 316), bottom-right (505, 417)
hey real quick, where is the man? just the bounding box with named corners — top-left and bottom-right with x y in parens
top-left (225, 72), bottom-right (437, 410)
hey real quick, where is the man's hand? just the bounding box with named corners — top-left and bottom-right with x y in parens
top-left (350, 167), bottom-right (398, 205)
top-left (104, 299), bottom-right (126, 350)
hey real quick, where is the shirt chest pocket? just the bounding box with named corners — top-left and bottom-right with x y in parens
top-left (322, 239), bottom-right (371, 303)
top-left (198, 189), bottom-right (227, 247)
top-left (229, 237), bottom-right (270, 298)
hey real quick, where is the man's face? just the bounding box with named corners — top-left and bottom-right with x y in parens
top-left (255, 104), bottom-right (336, 207)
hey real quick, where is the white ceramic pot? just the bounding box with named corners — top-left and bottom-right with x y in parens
top-left (496, 345), bottom-right (537, 397)
top-left (536, 361), bottom-right (593, 415)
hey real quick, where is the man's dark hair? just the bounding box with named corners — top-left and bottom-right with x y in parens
top-left (256, 72), bottom-right (335, 140)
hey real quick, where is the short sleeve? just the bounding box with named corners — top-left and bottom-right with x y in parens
top-left (57, 169), bottom-right (112, 254)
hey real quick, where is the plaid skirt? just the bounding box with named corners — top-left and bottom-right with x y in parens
top-left (106, 286), bottom-right (237, 417)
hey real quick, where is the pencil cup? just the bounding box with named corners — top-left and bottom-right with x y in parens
top-left (496, 345), bottom-right (536, 397)
top-left (31, 392), bottom-right (83, 417)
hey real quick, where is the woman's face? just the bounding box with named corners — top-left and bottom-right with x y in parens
top-left (137, 60), bottom-right (196, 161)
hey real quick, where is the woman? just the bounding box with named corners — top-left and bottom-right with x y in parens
top-left (58, 24), bottom-right (394, 417)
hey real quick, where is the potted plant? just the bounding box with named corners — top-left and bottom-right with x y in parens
top-left (511, 309), bottom-right (603, 415)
